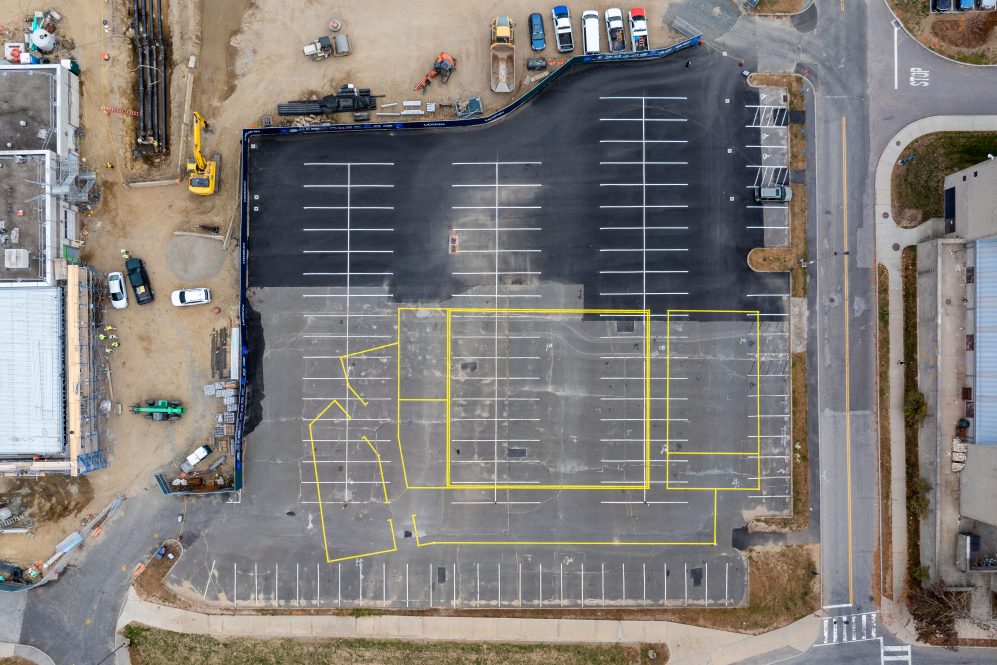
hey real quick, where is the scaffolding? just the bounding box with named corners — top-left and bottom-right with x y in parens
top-left (65, 264), bottom-right (109, 475)
top-left (53, 154), bottom-right (97, 205)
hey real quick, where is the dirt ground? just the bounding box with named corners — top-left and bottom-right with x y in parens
top-left (753, 0), bottom-right (807, 14)
top-left (891, 132), bottom-right (997, 227)
top-left (877, 264), bottom-right (894, 601)
top-left (891, 0), bottom-right (997, 64)
top-left (1, 0), bottom-right (236, 570)
top-left (133, 539), bottom-right (184, 606)
top-left (124, 624), bottom-right (648, 665)
top-left (1, 0), bottom-right (692, 572)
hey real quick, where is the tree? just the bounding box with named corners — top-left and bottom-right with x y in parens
top-left (909, 580), bottom-right (997, 649)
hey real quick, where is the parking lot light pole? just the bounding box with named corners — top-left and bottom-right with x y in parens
top-left (799, 250), bottom-right (848, 267)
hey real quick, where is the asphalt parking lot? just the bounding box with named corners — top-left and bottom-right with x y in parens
top-left (169, 50), bottom-right (792, 609)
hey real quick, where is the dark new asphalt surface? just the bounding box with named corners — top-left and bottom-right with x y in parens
top-left (156, 49), bottom-right (793, 613)
top-left (246, 51), bottom-right (786, 315)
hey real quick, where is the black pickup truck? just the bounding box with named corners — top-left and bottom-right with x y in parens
top-left (125, 257), bottom-right (154, 305)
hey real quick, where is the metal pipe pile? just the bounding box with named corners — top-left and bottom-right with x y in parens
top-left (132, 0), bottom-right (168, 151)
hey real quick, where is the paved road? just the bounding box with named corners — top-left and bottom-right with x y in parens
top-left (700, 0), bottom-right (997, 662)
top-left (4, 492), bottom-right (179, 665)
top-left (7, 2), bottom-right (997, 664)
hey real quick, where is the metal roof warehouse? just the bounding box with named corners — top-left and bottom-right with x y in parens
top-left (0, 287), bottom-right (65, 455)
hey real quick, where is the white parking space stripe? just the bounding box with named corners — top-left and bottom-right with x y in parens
top-left (304, 227), bottom-right (393, 232)
top-left (600, 139), bottom-right (687, 143)
top-left (600, 117), bottom-right (687, 122)
top-left (600, 161), bottom-right (688, 165)
top-left (452, 183), bottom-right (541, 188)
top-left (599, 182), bottom-right (688, 187)
top-left (304, 162), bottom-right (394, 166)
top-left (303, 183), bottom-right (394, 188)
top-left (452, 205), bottom-right (542, 210)
top-left (303, 206), bottom-right (393, 210)
top-left (452, 161), bottom-right (542, 165)
top-left (600, 95), bottom-right (687, 100)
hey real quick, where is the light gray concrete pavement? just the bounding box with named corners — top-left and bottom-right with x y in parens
top-left (873, 116), bottom-right (997, 614)
top-left (12, 491), bottom-right (180, 665)
top-left (697, 1), bottom-right (997, 662)
top-left (0, 642), bottom-right (56, 665)
top-left (116, 587), bottom-right (820, 665)
top-left (12, 4), bottom-right (997, 665)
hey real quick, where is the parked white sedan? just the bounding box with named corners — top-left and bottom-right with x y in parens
top-left (108, 271), bottom-right (128, 309)
top-left (170, 288), bottom-right (212, 307)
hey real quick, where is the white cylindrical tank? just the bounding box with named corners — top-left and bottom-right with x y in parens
top-left (31, 28), bottom-right (56, 53)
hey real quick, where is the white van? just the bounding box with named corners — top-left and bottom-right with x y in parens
top-left (582, 10), bottom-right (601, 55)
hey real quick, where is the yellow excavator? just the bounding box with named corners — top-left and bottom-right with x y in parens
top-left (186, 112), bottom-right (218, 196)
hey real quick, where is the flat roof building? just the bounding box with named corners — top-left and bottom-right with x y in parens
top-left (943, 156), bottom-right (997, 241)
top-left (0, 63), bottom-right (106, 476)
top-left (0, 287), bottom-right (65, 455)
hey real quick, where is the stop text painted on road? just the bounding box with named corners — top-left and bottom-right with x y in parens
top-left (909, 67), bottom-right (929, 87)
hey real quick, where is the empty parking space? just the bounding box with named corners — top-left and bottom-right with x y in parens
top-left (195, 551), bottom-right (746, 609)
top-left (168, 51), bottom-right (796, 608)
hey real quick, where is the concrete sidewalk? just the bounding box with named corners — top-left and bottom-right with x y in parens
top-left (873, 116), bottom-right (997, 632)
top-left (117, 588), bottom-right (819, 665)
top-left (0, 641), bottom-right (55, 665)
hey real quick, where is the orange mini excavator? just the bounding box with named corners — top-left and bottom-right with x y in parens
top-left (414, 53), bottom-right (457, 92)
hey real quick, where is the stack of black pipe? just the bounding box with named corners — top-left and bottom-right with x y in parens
top-left (277, 86), bottom-right (377, 116)
top-left (132, 0), bottom-right (168, 151)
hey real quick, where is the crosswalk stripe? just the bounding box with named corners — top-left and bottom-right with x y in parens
top-left (882, 644), bottom-right (911, 664)
top-left (821, 612), bottom-right (881, 646)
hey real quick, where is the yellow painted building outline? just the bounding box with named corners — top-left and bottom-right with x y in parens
top-left (308, 343), bottom-right (398, 564)
top-left (396, 306), bottom-right (653, 490)
top-left (665, 309), bottom-right (763, 492)
top-left (306, 308), bottom-right (764, 561)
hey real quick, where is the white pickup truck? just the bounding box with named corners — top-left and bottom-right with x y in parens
top-left (180, 445), bottom-right (212, 474)
top-left (552, 5), bottom-right (574, 53)
top-left (628, 8), bottom-right (649, 51)
top-left (605, 8), bottom-right (626, 52)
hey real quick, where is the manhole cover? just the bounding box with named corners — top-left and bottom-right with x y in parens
top-left (892, 243), bottom-right (900, 251)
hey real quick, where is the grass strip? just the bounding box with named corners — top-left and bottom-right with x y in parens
top-left (877, 264), bottom-right (893, 601)
top-left (892, 132), bottom-right (997, 227)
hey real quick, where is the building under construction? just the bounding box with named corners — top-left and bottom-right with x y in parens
top-left (0, 62), bottom-right (108, 476)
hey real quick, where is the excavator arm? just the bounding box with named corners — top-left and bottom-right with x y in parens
top-left (191, 112), bottom-right (207, 173)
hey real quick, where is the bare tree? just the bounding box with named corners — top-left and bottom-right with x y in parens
top-left (910, 581), bottom-right (997, 649)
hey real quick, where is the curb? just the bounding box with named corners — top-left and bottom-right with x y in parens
top-left (873, 118), bottom-right (997, 646)
top-left (874, 116), bottom-right (997, 218)
top-left (880, 0), bottom-right (997, 68)
top-left (0, 641), bottom-right (57, 665)
top-left (749, 0), bottom-right (815, 19)
top-left (117, 588), bottom-right (820, 665)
